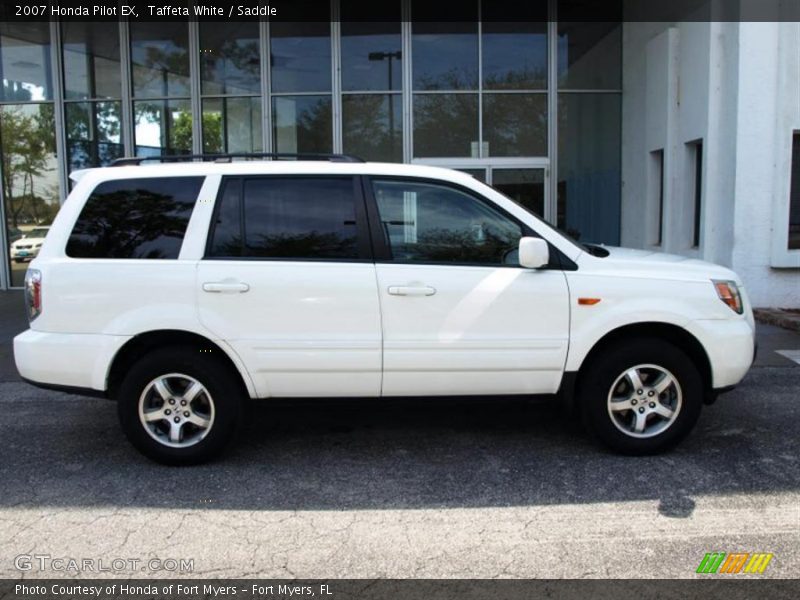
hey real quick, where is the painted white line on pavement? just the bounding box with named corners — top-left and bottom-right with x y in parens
top-left (776, 349), bottom-right (800, 365)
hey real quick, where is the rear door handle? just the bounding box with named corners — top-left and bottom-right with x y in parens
top-left (387, 285), bottom-right (436, 297)
top-left (202, 281), bottom-right (250, 293)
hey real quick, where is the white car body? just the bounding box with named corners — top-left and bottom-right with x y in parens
top-left (13, 160), bottom-right (756, 459)
top-left (10, 227), bottom-right (50, 262)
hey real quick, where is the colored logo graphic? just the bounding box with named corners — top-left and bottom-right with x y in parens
top-left (696, 552), bottom-right (774, 574)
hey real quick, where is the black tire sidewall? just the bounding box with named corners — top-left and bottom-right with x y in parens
top-left (117, 346), bottom-right (243, 465)
top-left (580, 338), bottom-right (703, 455)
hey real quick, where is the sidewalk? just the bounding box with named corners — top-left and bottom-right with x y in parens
top-left (0, 290), bottom-right (798, 385)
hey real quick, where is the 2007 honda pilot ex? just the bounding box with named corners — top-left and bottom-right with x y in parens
top-left (14, 157), bottom-right (756, 465)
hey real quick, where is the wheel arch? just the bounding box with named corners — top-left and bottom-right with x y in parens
top-left (565, 322), bottom-right (713, 412)
top-left (106, 330), bottom-right (255, 400)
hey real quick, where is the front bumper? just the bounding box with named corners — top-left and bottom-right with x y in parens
top-left (685, 318), bottom-right (756, 390)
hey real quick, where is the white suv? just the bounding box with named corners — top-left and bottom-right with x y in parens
top-left (14, 156), bottom-right (756, 464)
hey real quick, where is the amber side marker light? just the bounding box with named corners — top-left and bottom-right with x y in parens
top-left (712, 280), bottom-right (744, 314)
top-left (578, 298), bottom-right (602, 306)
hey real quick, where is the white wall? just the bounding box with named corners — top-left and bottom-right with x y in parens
top-left (622, 13), bottom-right (800, 307)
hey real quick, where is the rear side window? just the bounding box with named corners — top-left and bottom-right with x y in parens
top-left (66, 177), bottom-right (204, 259)
top-left (207, 177), bottom-right (360, 260)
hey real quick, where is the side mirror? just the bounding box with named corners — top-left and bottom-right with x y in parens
top-left (518, 237), bottom-right (549, 269)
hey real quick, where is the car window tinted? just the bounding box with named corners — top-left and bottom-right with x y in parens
top-left (207, 177), bottom-right (360, 260)
top-left (66, 177), bottom-right (203, 259)
top-left (372, 179), bottom-right (523, 265)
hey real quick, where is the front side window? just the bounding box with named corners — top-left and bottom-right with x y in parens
top-left (66, 177), bottom-right (204, 259)
top-left (372, 179), bottom-right (523, 265)
top-left (208, 177), bottom-right (360, 260)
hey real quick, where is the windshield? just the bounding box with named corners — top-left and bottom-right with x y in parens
top-left (29, 228), bottom-right (49, 237)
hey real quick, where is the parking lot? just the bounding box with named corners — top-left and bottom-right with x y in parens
top-left (0, 290), bottom-right (798, 579)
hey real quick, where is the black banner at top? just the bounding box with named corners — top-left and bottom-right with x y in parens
top-left (0, 0), bottom-right (798, 23)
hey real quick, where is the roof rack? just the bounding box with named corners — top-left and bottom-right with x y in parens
top-left (109, 153), bottom-right (364, 167)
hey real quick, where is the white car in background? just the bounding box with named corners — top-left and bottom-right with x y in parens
top-left (13, 155), bottom-right (756, 465)
top-left (10, 227), bottom-right (50, 262)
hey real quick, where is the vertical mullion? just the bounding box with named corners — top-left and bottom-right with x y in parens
top-left (119, 18), bottom-right (134, 156)
top-left (188, 17), bottom-right (203, 154)
top-left (0, 99), bottom-right (7, 286)
top-left (0, 177), bottom-right (7, 288)
top-left (547, 0), bottom-right (558, 225)
top-left (260, 17), bottom-right (272, 153)
top-left (51, 21), bottom-right (68, 200)
top-left (477, 0), bottom-right (483, 159)
top-left (402, 0), bottom-right (413, 163)
top-left (331, 0), bottom-right (343, 153)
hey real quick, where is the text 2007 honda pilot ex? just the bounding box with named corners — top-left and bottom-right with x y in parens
top-left (14, 156), bottom-right (756, 465)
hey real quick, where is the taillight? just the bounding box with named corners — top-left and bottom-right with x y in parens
top-left (24, 269), bottom-right (42, 322)
top-left (712, 279), bottom-right (743, 314)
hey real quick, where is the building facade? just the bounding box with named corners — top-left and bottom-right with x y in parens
top-left (0, 2), bottom-right (796, 306)
top-left (623, 18), bottom-right (800, 306)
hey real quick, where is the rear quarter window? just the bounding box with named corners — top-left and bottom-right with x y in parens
top-left (66, 177), bottom-right (204, 259)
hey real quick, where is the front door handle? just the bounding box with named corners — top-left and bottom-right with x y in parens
top-left (202, 281), bottom-right (250, 293)
top-left (387, 285), bottom-right (436, 297)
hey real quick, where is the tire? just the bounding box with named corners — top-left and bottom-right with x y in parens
top-left (579, 338), bottom-right (703, 455)
top-left (117, 346), bottom-right (244, 465)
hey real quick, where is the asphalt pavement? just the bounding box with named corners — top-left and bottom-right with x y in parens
top-left (0, 291), bottom-right (798, 579)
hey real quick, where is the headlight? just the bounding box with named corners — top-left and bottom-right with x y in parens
top-left (712, 280), bottom-right (743, 314)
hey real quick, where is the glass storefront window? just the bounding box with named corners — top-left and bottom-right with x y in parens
top-left (133, 99), bottom-right (193, 156)
top-left (65, 101), bottom-right (124, 170)
top-left (483, 93), bottom-right (547, 157)
top-left (0, 10), bottom-right (627, 287)
top-left (270, 21), bottom-right (332, 94)
top-left (272, 95), bottom-right (332, 153)
top-left (557, 21), bottom-right (621, 90)
top-left (412, 2), bottom-right (478, 91)
top-left (413, 93), bottom-right (478, 158)
top-left (1, 104), bottom-right (58, 286)
top-left (0, 23), bottom-right (52, 102)
top-left (62, 22), bottom-right (121, 100)
top-left (202, 97), bottom-right (263, 154)
top-left (557, 92), bottom-right (621, 244)
top-left (130, 22), bottom-right (190, 97)
top-left (492, 168), bottom-right (545, 217)
top-left (482, 1), bottom-right (547, 90)
top-left (199, 22), bottom-right (260, 96)
top-left (342, 94), bottom-right (402, 162)
top-left (459, 168), bottom-right (487, 183)
top-left (341, 7), bottom-right (401, 92)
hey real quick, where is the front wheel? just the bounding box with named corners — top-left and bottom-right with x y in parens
top-left (579, 338), bottom-right (703, 455)
top-left (117, 346), bottom-right (244, 465)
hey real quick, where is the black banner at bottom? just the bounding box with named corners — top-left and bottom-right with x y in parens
top-left (1, 580), bottom-right (798, 600)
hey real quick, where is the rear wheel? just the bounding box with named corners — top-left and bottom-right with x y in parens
top-left (579, 338), bottom-right (703, 454)
top-left (117, 346), bottom-right (243, 465)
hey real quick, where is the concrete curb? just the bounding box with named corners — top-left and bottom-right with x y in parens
top-left (754, 308), bottom-right (800, 332)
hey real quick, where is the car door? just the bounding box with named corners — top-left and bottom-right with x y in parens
top-left (366, 177), bottom-right (570, 396)
top-left (197, 175), bottom-right (382, 398)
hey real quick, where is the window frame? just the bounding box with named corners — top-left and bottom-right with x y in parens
top-left (361, 175), bottom-right (568, 269)
top-left (203, 174), bottom-right (372, 262)
top-left (772, 130), bottom-right (800, 267)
